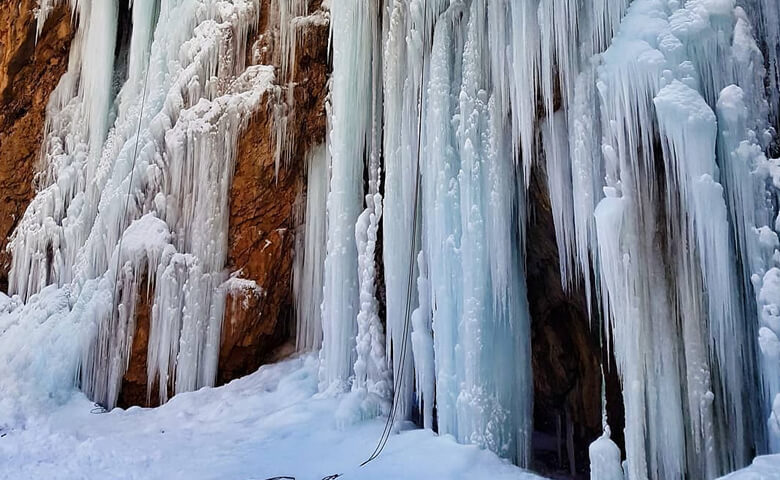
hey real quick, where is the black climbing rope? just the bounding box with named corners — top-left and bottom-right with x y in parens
top-left (95, 47), bottom-right (151, 413)
top-left (111, 55), bottom-right (152, 303)
top-left (360, 3), bottom-right (429, 469)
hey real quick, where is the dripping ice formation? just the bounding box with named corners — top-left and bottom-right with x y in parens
top-left (2, 0), bottom-right (780, 479)
top-left (4, 0), bottom-right (271, 411)
top-left (316, 0), bottom-right (780, 477)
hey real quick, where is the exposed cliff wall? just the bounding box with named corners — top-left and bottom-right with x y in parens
top-left (114, 0), bottom-right (329, 404)
top-left (0, 0), bottom-right (73, 290)
top-left (220, 0), bottom-right (328, 384)
top-left (1, 6), bottom-right (608, 468)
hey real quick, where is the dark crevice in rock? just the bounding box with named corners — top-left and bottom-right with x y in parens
top-left (526, 159), bottom-right (624, 478)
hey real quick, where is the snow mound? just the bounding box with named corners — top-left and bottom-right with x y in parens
top-left (721, 455), bottom-right (780, 479)
top-left (0, 354), bottom-right (545, 480)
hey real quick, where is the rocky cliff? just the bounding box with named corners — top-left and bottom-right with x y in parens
top-left (220, 0), bottom-right (328, 384)
top-left (2, 2), bottom-right (610, 474)
top-left (119, 0), bottom-right (330, 406)
top-left (0, 0), bottom-right (73, 290)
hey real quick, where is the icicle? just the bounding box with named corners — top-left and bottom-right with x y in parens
top-left (294, 144), bottom-right (329, 352)
top-left (420, 1), bottom-right (462, 441)
top-left (331, 0), bottom-right (387, 423)
top-left (507, 0), bottom-right (539, 184)
top-left (410, 251), bottom-right (434, 429)
top-left (11, 0), bottom-right (266, 410)
top-left (350, 0), bottom-right (389, 410)
top-left (569, 63), bottom-right (602, 313)
top-left (542, 111), bottom-right (577, 288)
top-left (17, 0), bottom-right (780, 476)
top-left (590, 0), bottom-right (776, 475)
top-left (319, 0), bottom-right (375, 392)
top-left (381, 0), bottom-right (431, 421)
top-left (753, 0), bottom-right (780, 128)
top-left (656, 79), bottom-right (752, 471)
top-left (352, 190), bottom-right (391, 410)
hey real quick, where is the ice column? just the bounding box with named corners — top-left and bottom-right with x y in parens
top-left (319, 0), bottom-right (375, 392)
top-left (294, 144), bottom-right (329, 352)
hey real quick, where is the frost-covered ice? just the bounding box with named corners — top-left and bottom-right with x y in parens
top-left (12, 0), bottom-right (273, 411)
top-left (0, 354), bottom-right (544, 480)
top-left (9, 0), bottom-right (780, 478)
top-left (589, 427), bottom-right (625, 480)
top-left (318, 0), bottom-right (780, 476)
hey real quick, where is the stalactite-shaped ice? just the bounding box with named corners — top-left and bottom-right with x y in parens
top-left (590, 0), bottom-right (772, 476)
top-left (18, 0), bottom-right (780, 476)
top-left (410, 251), bottom-right (434, 429)
top-left (352, 190), bottom-right (392, 413)
top-left (439, 1), bottom-right (532, 465)
top-left (507, 0), bottom-right (539, 183)
top-left (569, 65), bottom-right (603, 313)
top-left (11, 0), bottom-right (267, 410)
top-left (542, 112), bottom-right (577, 288)
top-left (420, 2), bottom-right (462, 440)
top-left (350, 0), bottom-right (389, 413)
top-left (294, 144), bottom-right (329, 352)
top-left (319, 0), bottom-right (375, 392)
top-left (754, 0), bottom-right (780, 127)
top-left (381, 0), bottom-right (423, 421)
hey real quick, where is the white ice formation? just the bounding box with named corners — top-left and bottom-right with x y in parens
top-left (318, 0), bottom-right (780, 478)
top-left (4, 0), bottom-right (273, 410)
top-left (4, 1), bottom-right (780, 479)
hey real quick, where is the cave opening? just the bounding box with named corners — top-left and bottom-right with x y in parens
top-left (525, 162), bottom-right (625, 479)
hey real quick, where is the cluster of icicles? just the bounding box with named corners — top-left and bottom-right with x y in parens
top-left (293, 0), bottom-right (780, 479)
top-left (4, 0), bottom-right (780, 479)
top-left (3, 0), bottom-right (275, 410)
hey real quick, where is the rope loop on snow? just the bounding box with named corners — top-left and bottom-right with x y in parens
top-left (90, 403), bottom-right (108, 414)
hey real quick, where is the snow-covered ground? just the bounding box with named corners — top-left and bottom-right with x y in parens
top-left (723, 456), bottom-right (780, 479)
top-left (0, 354), bottom-right (543, 480)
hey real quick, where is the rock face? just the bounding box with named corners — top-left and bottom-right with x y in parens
top-left (118, 283), bottom-right (155, 408)
top-left (526, 163), bottom-right (624, 476)
top-left (220, 0), bottom-right (329, 385)
top-left (5, 2), bottom-right (617, 472)
top-left (0, 0), bottom-right (73, 290)
top-left (113, 0), bottom-right (330, 402)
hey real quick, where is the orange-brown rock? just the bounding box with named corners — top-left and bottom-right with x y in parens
top-left (118, 280), bottom-right (157, 408)
top-left (220, 0), bottom-right (328, 384)
top-left (0, 1), bottom-right (73, 290)
top-left (116, 0), bottom-right (329, 402)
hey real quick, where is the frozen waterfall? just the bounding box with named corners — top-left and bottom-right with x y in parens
top-left (3, 0), bottom-right (780, 479)
top-left (318, 0), bottom-right (780, 477)
top-left (4, 0), bottom-right (270, 410)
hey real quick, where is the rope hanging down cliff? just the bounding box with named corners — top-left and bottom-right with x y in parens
top-left (361, 3), bottom-right (429, 468)
top-left (262, 5), bottom-right (430, 478)
top-left (100, 51), bottom-right (153, 411)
